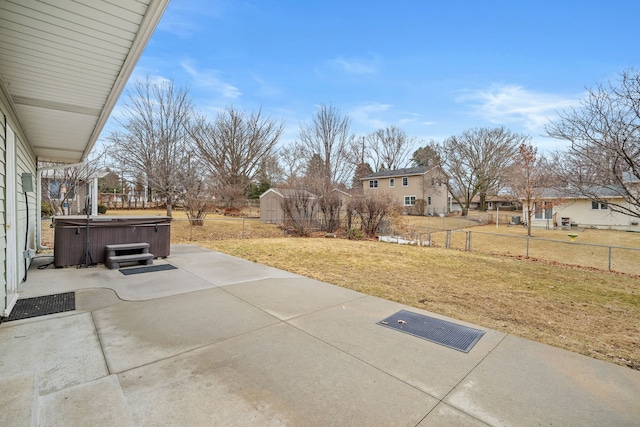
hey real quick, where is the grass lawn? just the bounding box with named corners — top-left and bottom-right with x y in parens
top-left (42, 209), bottom-right (640, 369)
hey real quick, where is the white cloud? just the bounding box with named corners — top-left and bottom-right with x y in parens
top-left (349, 103), bottom-right (391, 129)
top-left (181, 62), bottom-right (241, 99)
top-left (332, 55), bottom-right (378, 74)
top-left (457, 84), bottom-right (582, 131)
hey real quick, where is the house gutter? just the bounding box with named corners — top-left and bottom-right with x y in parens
top-left (36, 161), bottom-right (85, 250)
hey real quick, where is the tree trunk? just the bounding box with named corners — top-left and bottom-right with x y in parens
top-left (166, 195), bottom-right (173, 217)
top-left (478, 192), bottom-right (486, 212)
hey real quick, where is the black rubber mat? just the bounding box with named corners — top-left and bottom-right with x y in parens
top-left (5, 292), bottom-right (75, 322)
top-left (120, 264), bottom-right (177, 275)
top-left (377, 309), bottom-right (485, 353)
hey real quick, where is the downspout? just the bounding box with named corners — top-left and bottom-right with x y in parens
top-left (36, 161), bottom-right (85, 250)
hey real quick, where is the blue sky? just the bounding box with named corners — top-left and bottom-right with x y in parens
top-left (104, 0), bottom-right (640, 153)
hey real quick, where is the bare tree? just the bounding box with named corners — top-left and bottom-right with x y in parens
top-left (187, 107), bottom-right (284, 208)
top-left (278, 143), bottom-right (307, 186)
top-left (40, 147), bottom-right (106, 215)
top-left (509, 143), bottom-right (552, 236)
top-left (107, 77), bottom-right (194, 217)
top-left (296, 104), bottom-right (355, 190)
top-left (317, 190), bottom-right (342, 233)
top-left (545, 68), bottom-right (640, 218)
top-left (177, 154), bottom-right (214, 226)
top-left (366, 125), bottom-right (416, 171)
top-left (280, 189), bottom-right (317, 236)
top-left (349, 193), bottom-right (397, 237)
top-left (437, 127), bottom-right (525, 215)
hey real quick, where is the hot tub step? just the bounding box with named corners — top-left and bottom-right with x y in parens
top-left (106, 253), bottom-right (154, 270)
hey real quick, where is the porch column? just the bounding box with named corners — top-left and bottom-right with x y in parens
top-left (92, 176), bottom-right (98, 215)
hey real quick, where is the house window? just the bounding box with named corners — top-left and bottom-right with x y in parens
top-left (534, 202), bottom-right (553, 220)
top-left (431, 177), bottom-right (435, 186)
top-left (591, 201), bottom-right (608, 210)
top-left (402, 177), bottom-right (408, 186)
top-left (369, 180), bottom-right (378, 188)
top-left (404, 196), bottom-right (416, 206)
top-left (389, 178), bottom-right (395, 188)
top-left (427, 196), bottom-right (432, 205)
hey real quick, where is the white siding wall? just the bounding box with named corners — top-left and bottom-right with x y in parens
top-left (1, 86), bottom-right (38, 314)
top-left (15, 132), bottom-right (37, 283)
top-left (0, 105), bottom-right (6, 308)
top-left (528, 198), bottom-right (639, 230)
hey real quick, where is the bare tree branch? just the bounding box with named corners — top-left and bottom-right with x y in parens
top-left (187, 106), bottom-right (284, 207)
top-left (106, 77), bottom-right (194, 216)
top-left (366, 125), bottom-right (416, 171)
top-left (296, 104), bottom-right (355, 190)
top-left (545, 68), bottom-right (640, 218)
top-left (437, 127), bottom-right (525, 215)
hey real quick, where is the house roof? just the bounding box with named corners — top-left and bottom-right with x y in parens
top-left (361, 166), bottom-right (433, 180)
top-left (622, 171), bottom-right (640, 183)
top-left (0, 0), bottom-right (169, 163)
top-left (536, 186), bottom-right (629, 200)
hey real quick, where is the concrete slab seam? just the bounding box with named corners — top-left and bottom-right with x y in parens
top-left (281, 315), bottom-right (443, 404)
top-left (427, 332), bottom-right (510, 424)
top-left (30, 368), bottom-right (39, 427)
top-left (90, 311), bottom-right (112, 376)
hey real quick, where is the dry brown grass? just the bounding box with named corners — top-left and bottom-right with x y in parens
top-left (41, 209), bottom-right (640, 369)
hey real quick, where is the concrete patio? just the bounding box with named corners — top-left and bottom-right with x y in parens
top-left (1, 244), bottom-right (639, 426)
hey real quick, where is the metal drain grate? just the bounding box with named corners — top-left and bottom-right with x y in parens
top-left (377, 309), bottom-right (484, 353)
top-left (120, 264), bottom-right (177, 275)
top-left (5, 292), bottom-right (75, 322)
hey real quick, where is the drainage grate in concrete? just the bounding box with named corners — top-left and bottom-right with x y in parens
top-left (5, 292), bottom-right (75, 322)
top-left (377, 309), bottom-right (485, 353)
top-left (120, 264), bottom-right (177, 275)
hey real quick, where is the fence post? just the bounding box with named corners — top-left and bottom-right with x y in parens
top-left (526, 237), bottom-right (529, 258)
top-left (608, 246), bottom-right (612, 271)
top-left (466, 231), bottom-right (472, 251)
top-left (242, 218), bottom-right (245, 239)
top-left (446, 230), bottom-right (451, 248)
top-left (428, 232), bottom-right (431, 247)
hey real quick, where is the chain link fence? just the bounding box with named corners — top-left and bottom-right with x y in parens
top-left (379, 219), bottom-right (640, 276)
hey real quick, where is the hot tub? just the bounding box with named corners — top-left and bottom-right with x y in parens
top-left (53, 215), bottom-right (171, 267)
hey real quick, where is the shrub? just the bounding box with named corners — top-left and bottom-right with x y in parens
top-left (41, 201), bottom-right (52, 217)
top-left (97, 204), bottom-right (108, 214)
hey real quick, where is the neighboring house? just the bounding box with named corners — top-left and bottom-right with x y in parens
top-left (40, 169), bottom-right (109, 215)
top-left (524, 187), bottom-right (640, 231)
top-left (451, 195), bottom-right (521, 212)
top-left (259, 188), bottom-right (318, 225)
top-left (0, 1), bottom-right (168, 317)
top-left (361, 166), bottom-right (449, 215)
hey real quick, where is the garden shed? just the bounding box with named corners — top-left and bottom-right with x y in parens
top-left (259, 188), bottom-right (317, 225)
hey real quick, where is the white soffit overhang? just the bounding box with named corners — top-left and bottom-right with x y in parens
top-left (0, 0), bottom-right (169, 163)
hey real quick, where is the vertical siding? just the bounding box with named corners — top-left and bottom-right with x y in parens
top-left (15, 133), bottom-right (37, 284)
top-left (0, 106), bottom-right (6, 308)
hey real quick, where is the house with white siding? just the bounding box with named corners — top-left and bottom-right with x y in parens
top-left (0, 1), bottom-right (168, 317)
top-left (525, 186), bottom-right (640, 231)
